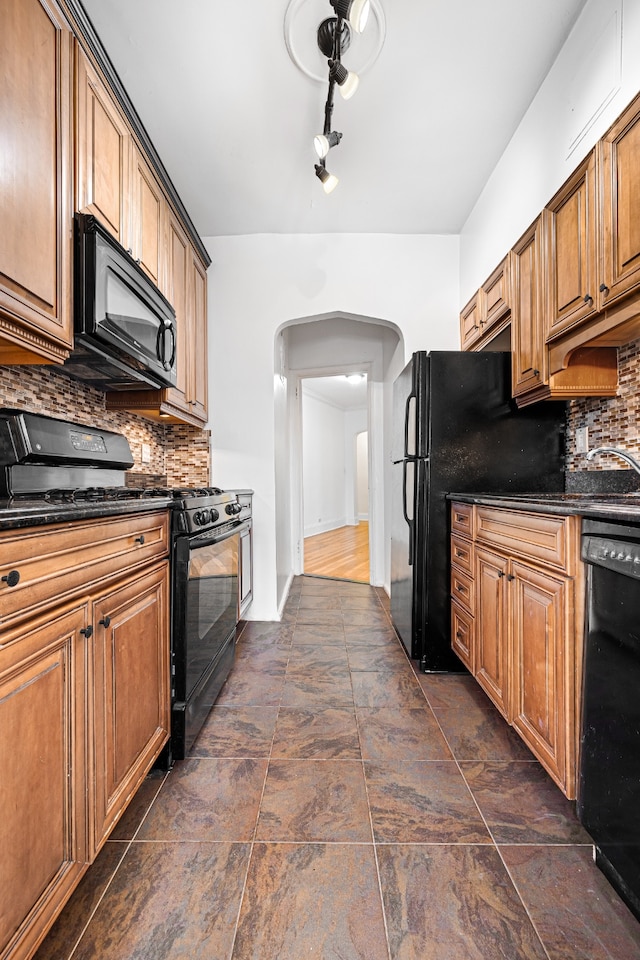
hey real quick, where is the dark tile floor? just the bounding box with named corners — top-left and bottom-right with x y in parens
top-left (36, 576), bottom-right (640, 960)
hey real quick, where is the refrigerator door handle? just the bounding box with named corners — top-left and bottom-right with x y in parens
top-left (402, 460), bottom-right (414, 566)
top-left (404, 393), bottom-right (416, 458)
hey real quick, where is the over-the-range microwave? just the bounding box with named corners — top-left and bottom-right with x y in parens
top-left (53, 213), bottom-right (177, 391)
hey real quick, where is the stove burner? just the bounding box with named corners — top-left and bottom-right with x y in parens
top-left (171, 486), bottom-right (224, 499)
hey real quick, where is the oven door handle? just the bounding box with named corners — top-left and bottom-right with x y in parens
top-left (186, 518), bottom-right (251, 549)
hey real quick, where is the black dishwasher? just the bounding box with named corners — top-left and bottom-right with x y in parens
top-left (578, 517), bottom-right (640, 920)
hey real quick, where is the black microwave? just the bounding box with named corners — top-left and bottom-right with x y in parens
top-left (56, 214), bottom-right (177, 391)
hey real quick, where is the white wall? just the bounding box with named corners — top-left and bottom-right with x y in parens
top-left (203, 233), bottom-right (460, 619)
top-left (460, 0), bottom-right (640, 301)
top-left (355, 430), bottom-right (369, 520)
top-left (302, 389), bottom-right (348, 536)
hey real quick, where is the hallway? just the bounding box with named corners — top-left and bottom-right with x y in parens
top-left (36, 576), bottom-right (640, 959)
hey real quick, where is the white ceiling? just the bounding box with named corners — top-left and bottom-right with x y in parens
top-left (81, 0), bottom-right (588, 238)
top-left (303, 374), bottom-right (368, 410)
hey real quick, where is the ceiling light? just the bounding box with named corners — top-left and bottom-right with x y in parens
top-left (313, 130), bottom-right (343, 159)
top-left (345, 373), bottom-right (365, 384)
top-left (330, 0), bottom-right (371, 33)
top-left (311, 2), bottom-right (376, 192)
top-left (315, 164), bottom-right (339, 194)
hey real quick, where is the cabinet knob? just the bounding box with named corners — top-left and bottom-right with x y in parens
top-left (135, 535), bottom-right (145, 545)
top-left (127, 248), bottom-right (133, 255)
top-left (497, 570), bottom-right (505, 578)
top-left (533, 369), bottom-right (540, 377)
top-left (80, 625), bottom-right (93, 638)
top-left (456, 631), bottom-right (464, 640)
top-left (599, 283), bottom-right (609, 295)
top-left (1, 569), bottom-right (20, 587)
top-left (99, 616), bottom-right (111, 628)
top-left (583, 293), bottom-right (593, 305)
top-left (507, 574), bottom-right (515, 582)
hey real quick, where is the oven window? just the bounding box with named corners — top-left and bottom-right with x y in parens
top-left (186, 533), bottom-right (238, 697)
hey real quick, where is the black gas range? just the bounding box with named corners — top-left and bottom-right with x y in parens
top-left (0, 409), bottom-right (249, 763)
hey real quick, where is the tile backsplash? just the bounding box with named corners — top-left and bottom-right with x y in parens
top-left (0, 365), bottom-right (210, 485)
top-left (567, 338), bottom-right (640, 472)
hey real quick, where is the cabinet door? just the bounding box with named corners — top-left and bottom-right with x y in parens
top-left (76, 49), bottom-right (130, 247)
top-left (130, 146), bottom-right (165, 287)
top-left (475, 547), bottom-right (510, 718)
top-left (511, 218), bottom-right (546, 397)
top-left (544, 151), bottom-right (598, 338)
top-left (0, 605), bottom-right (89, 960)
top-left (510, 561), bottom-right (570, 794)
top-left (460, 293), bottom-right (481, 350)
top-left (92, 563), bottom-right (170, 853)
top-left (0, 0), bottom-right (73, 363)
top-left (600, 92), bottom-right (640, 308)
top-left (163, 211), bottom-right (192, 419)
top-left (187, 251), bottom-right (209, 423)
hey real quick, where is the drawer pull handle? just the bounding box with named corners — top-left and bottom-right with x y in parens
top-left (135, 535), bottom-right (145, 545)
top-left (456, 584), bottom-right (466, 593)
top-left (455, 514), bottom-right (467, 523)
top-left (80, 625), bottom-right (93, 638)
top-left (99, 616), bottom-right (111, 628)
top-left (455, 549), bottom-right (465, 558)
top-left (497, 571), bottom-right (505, 578)
top-left (456, 631), bottom-right (464, 640)
top-left (507, 574), bottom-right (515, 582)
top-left (1, 570), bottom-right (20, 588)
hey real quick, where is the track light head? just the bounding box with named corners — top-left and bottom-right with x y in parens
top-left (328, 60), bottom-right (359, 99)
top-left (330, 0), bottom-right (371, 33)
top-left (315, 164), bottom-right (339, 194)
top-left (313, 130), bottom-right (343, 159)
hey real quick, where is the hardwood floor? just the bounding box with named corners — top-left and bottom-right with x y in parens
top-left (304, 522), bottom-right (369, 582)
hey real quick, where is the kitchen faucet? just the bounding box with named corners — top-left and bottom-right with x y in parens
top-left (586, 446), bottom-right (640, 475)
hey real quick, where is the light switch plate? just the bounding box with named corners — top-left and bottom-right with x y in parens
top-left (141, 443), bottom-right (151, 464)
top-left (575, 426), bottom-right (589, 453)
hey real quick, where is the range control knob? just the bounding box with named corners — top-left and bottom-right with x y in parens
top-left (225, 502), bottom-right (242, 516)
top-left (210, 508), bottom-right (219, 523)
top-left (194, 510), bottom-right (210, 526)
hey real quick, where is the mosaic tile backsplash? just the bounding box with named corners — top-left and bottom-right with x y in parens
top-left (0, 365), bottom-right (210, 486)
top-left (567, 338), bottom-right (640, 473)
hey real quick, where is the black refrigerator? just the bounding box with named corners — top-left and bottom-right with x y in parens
top-left (390, 351), bottom-right (566, 671)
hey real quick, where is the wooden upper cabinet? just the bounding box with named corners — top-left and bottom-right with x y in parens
top-left (460, 293), bottom-right (481, 349)
top-left (511, 219), bottom-right (545, 397)
top-left (460, 258), bottom-right (511, 351)
top-left (544, 150), bottom-right (598, 339)
top-left (188, 252), bottom-right (209, 423)
top-left (130, 145), bottom-right (166, 287)
top-left (600, 92), bottom-right (640, 308)
top-left (75, 47), bottom-right (130, 247)
top-left (0, 0), bottom-right (73, 363)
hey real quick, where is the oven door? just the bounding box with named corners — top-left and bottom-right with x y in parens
top-left (171, 521), bottom-right (246, 759)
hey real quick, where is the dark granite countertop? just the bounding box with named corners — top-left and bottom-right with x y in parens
top-left (447, 491), bottom-right (640, 523)
top-left (0, 496), bottom-right (173, 531)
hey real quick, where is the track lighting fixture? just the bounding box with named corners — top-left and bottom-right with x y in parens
top-left (315, 164), bottom-right (339, 194)
top-left (312, 2), bottom-right (373, 192)
top-left (330, 0), bottom-right (371, 33)
top-left (314, 130), bottom-right (343, 159)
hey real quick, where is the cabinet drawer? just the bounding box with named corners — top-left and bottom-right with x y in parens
top-left (451, 502), bottom-right (474, 539)
top-left (451, 600), bottom-right (474, 672)
top-left (0, 511), bottom-right (169, 633)
top-left (475, 507), bottom-right (574, 574)
top-left (451, 535), bottom-right (473, 574)
top-left (451, 566), bottom-right (474, 614)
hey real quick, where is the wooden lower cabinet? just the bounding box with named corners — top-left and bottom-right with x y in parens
top-left (475, 547), bottom-right (509, 719)
top-left (0, 516), bottom-right (170, 960)
top-left (450, 502), bottom-right (583, 798)
top-left (0, 605), bottom-right (89, 960)
top-left (92, 563), bottom-right (170, 854)
top-left (510, 561), bottom-right (570, 792)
